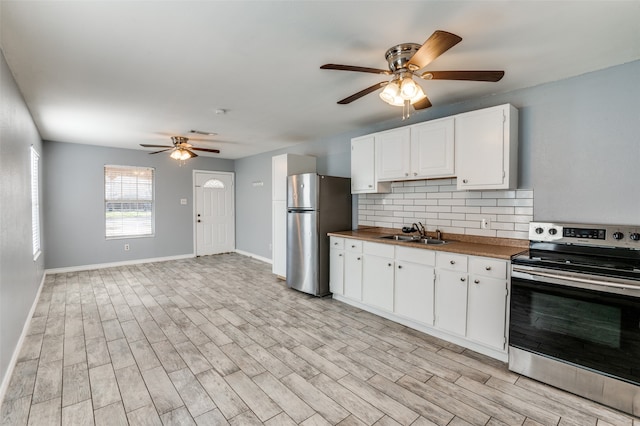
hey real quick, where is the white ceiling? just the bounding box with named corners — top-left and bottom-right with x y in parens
top-left (1, 1), bottom-right (639, 160)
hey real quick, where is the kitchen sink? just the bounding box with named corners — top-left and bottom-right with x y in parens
top-left (379, 234), bottom-right (421, 241)
top-left (379, 235), bottom-right (448, 245)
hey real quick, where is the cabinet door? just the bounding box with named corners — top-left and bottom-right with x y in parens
top-left (395, 261), bottom-right (435, 325)
top-left (467, 275), bottom-right (507, 350)
top-left (376, 128), bottom-right (411, 181)
top-left (329, 249), bottom-right (345, 295)
top-left (455, 105), bottom-right (507, 189)
top-left (410, 118), bottom-right (455, 178)
top-left (344, 251), bottom-right (363, 300)
top-left (272, 200), bottom-right (287, 277)
top-left (351, 136), bottom-right (375, 192)
top-left (435, 270), bottom-right (468, 336)
top-left (362, 254), bottom-right (394, 311)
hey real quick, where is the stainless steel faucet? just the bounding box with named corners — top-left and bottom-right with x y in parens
top-left (435, 229), bottom-right (442, 240)
top-left (416, 222), bottom-right (427, 238)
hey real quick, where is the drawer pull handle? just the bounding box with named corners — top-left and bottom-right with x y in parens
top-left (474, 279), bottom-right (480, 284)
top-left (460, 277), bottom-right (466, 282)
top-left (485, 266), bottom-right (492, 271)
top-left (450, 260), bottom-right (455, 265)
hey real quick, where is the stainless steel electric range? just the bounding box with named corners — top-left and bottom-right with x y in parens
top-left (509, 222), bottom-right (640, 416)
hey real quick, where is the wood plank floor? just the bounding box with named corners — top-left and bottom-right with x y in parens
top-left (1, 253), bottom-right (638, 425)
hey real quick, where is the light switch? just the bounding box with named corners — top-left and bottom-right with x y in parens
top-left (180, 198), bottom-right (187, 205)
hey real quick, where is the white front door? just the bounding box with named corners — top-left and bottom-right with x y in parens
top-left (194, 171), bottom-right (235, 256)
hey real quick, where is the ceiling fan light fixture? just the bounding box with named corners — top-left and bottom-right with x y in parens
top-left (400, 76), bottom-right (419, 99)
top-left (379, 80), bottom-right (400, 105)
top-left (170, 149), bottom-right (183, 160)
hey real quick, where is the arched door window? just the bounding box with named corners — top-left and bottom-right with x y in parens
top-left (203, 179), bottom-right (225, 189)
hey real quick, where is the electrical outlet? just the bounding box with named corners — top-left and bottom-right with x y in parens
top-left (124, 244), bottom-right (130, 251)
top-left (481, 218), bottom-right (491, 229)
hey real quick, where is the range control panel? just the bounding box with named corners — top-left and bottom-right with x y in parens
top-left (529, 222), bottom-right (640, 248)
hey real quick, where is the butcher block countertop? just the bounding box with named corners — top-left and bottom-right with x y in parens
top-left (327, 227), bottom-right (528, 260)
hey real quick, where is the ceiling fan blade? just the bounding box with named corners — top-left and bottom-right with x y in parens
top-left (191, 147), bottom-right (221, 154)
top-left (338, 82), bottom-right (388, 104)
top-left (321, 64), bottom-right (391, 75)
top-left (140, 144), bottom-right (173, 148)
top-left (148, 149), bottom-right (172, 154)
top-left (421, 70), bottom-right (505, 82)
top-left (412, 96), bottom-right (432, 110)
top-left (407, 30), bottom-right (462, 70)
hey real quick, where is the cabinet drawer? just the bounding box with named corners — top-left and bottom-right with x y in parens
top-left (330, 237), bottom-right (345, 250)
top-left (363, 241), bottom-right (395, 258)
top-left (345, 239), bottom-right (363, 252)
top-left (396, 246), bottom-right (436, 266)
top-left (469, 257), bottom-right (507, 279)
top-left (436, 252), bottom-right (468, 272)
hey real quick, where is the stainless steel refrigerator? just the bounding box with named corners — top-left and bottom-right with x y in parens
top-left (286, 173), bottom-right (352, 296)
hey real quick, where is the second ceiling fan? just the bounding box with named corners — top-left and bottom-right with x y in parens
top-left (321, 30), bottom-right (504, 118)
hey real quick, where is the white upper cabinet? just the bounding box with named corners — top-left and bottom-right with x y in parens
top-left (376, 118), bottom-right (455, 181)
top-left (351, 135), bottom-right (391, 194)
top-left (410, 117), bottom-right (455, 179)
top-left (375, 127), bottom-right (411, 181)
top-left (455, 104), bottom-right (518, 190)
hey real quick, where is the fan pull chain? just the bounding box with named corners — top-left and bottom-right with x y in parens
top-left (402, 99), bottom-right (411, 120)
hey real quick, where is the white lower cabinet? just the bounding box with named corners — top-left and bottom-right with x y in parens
top-left (330, 237), bottom-right (510, 361)
top-left (329, 238), bottom-right (345, 295)
top-left (435, 269), bottom-right (468, 336)
top-left (395, 260), bottom-right (435, 325)
top-left (466, 257), bottom-right (509, 350)
top-left (343, 240), bottom-right (363, 301)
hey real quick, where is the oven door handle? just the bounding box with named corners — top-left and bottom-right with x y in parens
top-left (512, 267), bottom-right (640, 293)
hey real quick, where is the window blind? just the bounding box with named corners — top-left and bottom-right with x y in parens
top-left (31, 147), bottom-right (41, 258)
top-left (105, 165), bottom-right (154, 238)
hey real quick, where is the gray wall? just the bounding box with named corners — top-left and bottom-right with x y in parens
top-left (0, 50), bottom-right (45, 388)
top-left (234, 59), bottom-right (640, 259)
top-left (235, 136), bottom-right (354, 259)
top-left (43, 141), bottom-right (234, 269)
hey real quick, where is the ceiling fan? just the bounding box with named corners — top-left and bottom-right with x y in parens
top-left (320, 30), bottom-right (504, 118)
top-left (140, 136), bottom-right (220, 161)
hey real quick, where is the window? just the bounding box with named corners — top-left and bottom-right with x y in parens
top-left (203, 178), bottom-right (225, 189)
top-left (105, 165), bottom-right (154, 238)
top-left (31, 147), bottom-right (41, 259)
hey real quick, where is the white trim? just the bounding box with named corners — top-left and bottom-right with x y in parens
top-left (0, 272), bottom-right (46, 410)
top-left (45, 253), bottom-right (194, 274)
top-left (235, 249), bottom-right (272, 264)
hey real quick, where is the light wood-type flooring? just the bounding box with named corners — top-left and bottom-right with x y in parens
top-left (1, 253), bottom-right (638, 425)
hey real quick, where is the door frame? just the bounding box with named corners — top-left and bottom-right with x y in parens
top-left (192, 170), bottom-right (236, 256)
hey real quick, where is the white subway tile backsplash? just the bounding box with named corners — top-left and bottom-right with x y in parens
top-left (358, 178), bottom-right (533, 240)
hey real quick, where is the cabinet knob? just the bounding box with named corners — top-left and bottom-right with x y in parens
top-left (450, 260), bottom-right (455, 265)
top-left (398, 265), bottom-right (403, 269)
top-left (351, 245), bottom-right (356, 248)
top-left (338, 254), bottom-right (342, 257)
top-left (485, 266), bottom-right (492, 271)
top-left (413, 172), bottom-right (417, 176)
top-left (474, 279), bottom-right (480, 284)
top-left (357, 257), bottom-right (361, 261)
top-left (460, 277), bottom-right (466, 282)
top-left (388, 263), bottom-right (392, 267)
top-left (463, 179), bottom-right (468, 184)
top-left (405, 172), bottom-right (409, 176)
top-left (368, 184), bottom-right (373, 188)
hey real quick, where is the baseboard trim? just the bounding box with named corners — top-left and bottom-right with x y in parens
top-left (0, 271), bottom-right (46, 411)
top-left (234, 249), bottom-right (272, 264)
top-left (45, 253), bottom-right (195, 274)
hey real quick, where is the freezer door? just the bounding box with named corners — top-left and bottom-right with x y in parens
top-left (287, 173), bottom-right (318, 210)
top-left (286, 210), bottom-right (319, 295)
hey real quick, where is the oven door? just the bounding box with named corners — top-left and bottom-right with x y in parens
top-left (510, 265), bottom-right (640, 386)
